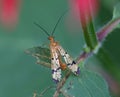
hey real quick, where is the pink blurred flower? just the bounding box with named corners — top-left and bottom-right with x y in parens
top-left (70, 0), bottom-right (99, 26)
top-left (0, 0), bottom-right (21, 28)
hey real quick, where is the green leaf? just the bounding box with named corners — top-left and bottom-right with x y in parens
top-left (113, 3), bottom-right (120, 20)
top-left (33, 85), bottom-right (56, 97)
top-left (95, 48), bottom-right (120, 82)
top-left (62, 68), bottom-right (111, 97)
top-left (112, 3), bottom-right (120, 28)
top-left (97, 3), bottom-right (120, 42)
top-left (25, 46), bottom-right (51, 68)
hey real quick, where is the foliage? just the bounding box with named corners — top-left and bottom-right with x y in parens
top-left (25, 2), bottom-right (120, 97)
top-left (0, 1), bottom-right (120, 97)
top-left (62, 68), bottom-right (111, 97)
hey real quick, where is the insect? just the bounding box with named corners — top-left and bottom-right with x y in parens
top-left (34, 11), bottom-right (80, 83)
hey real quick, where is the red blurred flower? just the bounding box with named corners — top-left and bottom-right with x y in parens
top-left (70, 0), bottom-right (99, 26)
top-left (0, 0), bottom-right (21, 28)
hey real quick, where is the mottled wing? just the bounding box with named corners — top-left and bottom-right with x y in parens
top-left (57, 45), bottom-right (80, 75)
top-left (51, 47), bottom-right (62, 83)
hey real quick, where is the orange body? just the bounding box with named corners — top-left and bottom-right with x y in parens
top-left (48, 36), bottom-right (67, 70)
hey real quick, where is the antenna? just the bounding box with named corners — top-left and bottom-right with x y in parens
top-left (51, 10), bottom-right (68, 36)
top-left (34, 22), bottom-right (50, 37)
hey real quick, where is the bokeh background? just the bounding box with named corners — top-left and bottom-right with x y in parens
top-left (0, 0), bottom-right (120, 97)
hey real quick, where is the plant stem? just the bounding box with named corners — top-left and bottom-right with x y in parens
top-left (80, 0), bottom-right (98, 51)
top-left (97, 18), bottom-right (120, 42)
top-left (53, 8), bottom-right (120, 97)
top-left (53, 71), bottom-right (71, 97)
top-left (77, 17), bottom-right (120, 63)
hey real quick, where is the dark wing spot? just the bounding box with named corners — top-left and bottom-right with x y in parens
top-left (57, 67), bottom-right (61, 70)
top-left (72, 61), bottom-right (76, 64)
top-left (67, 63), bottom-right (71, 66)
top-left (52, 78), bottom-right (59, 84)
top-left (56, 57), bottom-right (59, 60)
top-left (52, 70), bottom-right (55, 74)
top-left (63, 55), bottom-right (66, 57)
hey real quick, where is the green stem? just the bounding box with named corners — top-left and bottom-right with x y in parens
top-left (80, 1), bottom-right (98, 51)
top-left (97, 18), bottom-right (120, 42)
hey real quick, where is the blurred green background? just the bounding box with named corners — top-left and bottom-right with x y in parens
top-left (0, 0), bottom-right (120, 97)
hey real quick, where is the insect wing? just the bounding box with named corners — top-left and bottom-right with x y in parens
top-left (51, 48), bottom-right (61, 83)
top-left (57, 45), bottom-right (80, 75)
